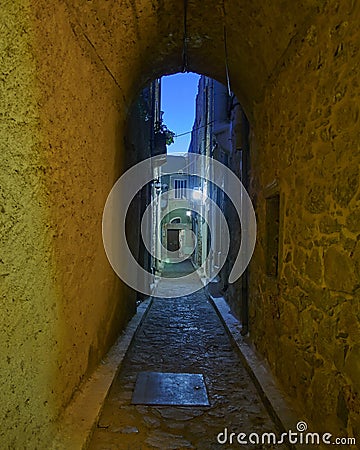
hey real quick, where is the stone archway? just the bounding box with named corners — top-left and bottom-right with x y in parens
top-left (60, 0), bottom-right (330, 119)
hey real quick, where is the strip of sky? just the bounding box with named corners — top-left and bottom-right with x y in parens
top-left (161, 72), bottom-right (200, 154)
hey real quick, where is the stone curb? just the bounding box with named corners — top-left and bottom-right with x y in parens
top-left (52, 297), bottom-right (153, 450)
top-left (208, 294), bottom-right (318, 450)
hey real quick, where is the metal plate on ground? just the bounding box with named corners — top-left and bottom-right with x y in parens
top-left (131, 372), bottom-right (210, 406)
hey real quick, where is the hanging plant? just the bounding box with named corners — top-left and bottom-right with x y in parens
top-left (154, 120), bottom-right (176, 146)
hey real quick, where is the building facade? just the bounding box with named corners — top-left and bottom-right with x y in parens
top-left (188, 75), bottom-right (252, 329)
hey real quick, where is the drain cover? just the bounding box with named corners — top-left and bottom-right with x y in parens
top-left (131, 372), bottom-right (210, 406)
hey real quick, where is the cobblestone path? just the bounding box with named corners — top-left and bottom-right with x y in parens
top-left (88, 263), bottom-right (282, 450)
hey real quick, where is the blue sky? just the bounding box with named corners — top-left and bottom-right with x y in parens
top-left (161, 72), bottom-right (200, 154)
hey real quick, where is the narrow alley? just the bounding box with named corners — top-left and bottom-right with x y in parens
top-left (88, 261), bottom-right (282, 450)
top-left (2, 1), bottom-right (360, 448)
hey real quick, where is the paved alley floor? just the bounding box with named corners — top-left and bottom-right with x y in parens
top-left (88, 262), bottom-right (282, 450)
top-left (154, 260), bottom-right (203, 298)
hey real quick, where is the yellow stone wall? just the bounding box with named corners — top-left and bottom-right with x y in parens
top-left (250, 1), bottom-right (360, 437)
top-left (1, 1), bottom-right (135, 447)
top-left (1, 3), bottom-right (60, 446)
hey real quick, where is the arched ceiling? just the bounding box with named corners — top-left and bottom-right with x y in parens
top-left (65, 0), bottom-right (324, 120)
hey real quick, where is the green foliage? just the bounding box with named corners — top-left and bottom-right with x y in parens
top-left (154, 120), bottom-right (175, 146)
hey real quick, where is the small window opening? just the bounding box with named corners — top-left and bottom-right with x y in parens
top-left (174, 179), bottom-right (187, 199)
top-left (265, 194), bottom-right (280, 277)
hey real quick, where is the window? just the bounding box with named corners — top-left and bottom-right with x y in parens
top-left (265, 194), bottom-right (280, 277)
top-left (174, 179), bottom-right (187, 199)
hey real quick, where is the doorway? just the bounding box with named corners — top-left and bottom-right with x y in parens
top-left (167, 229), bottom-right (180, 252)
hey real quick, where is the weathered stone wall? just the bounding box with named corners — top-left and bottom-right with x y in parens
top-left (1, 1), bottom-right (135, 447)
top-left (250, 1), bottom-right (360, 438)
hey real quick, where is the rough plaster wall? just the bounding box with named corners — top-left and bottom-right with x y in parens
top-left (33, 0), bottom-right (136, 390)
top-left (0, 2), bottom-right (60, 447)
top-left (250, 0), bottom-right (360, 438)
top-left (1, 1), bottom-right (135, 447)
top-left (33, 0), bottom-right (139, 438)
top-left (65, 0), bottom-right (185, 107)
